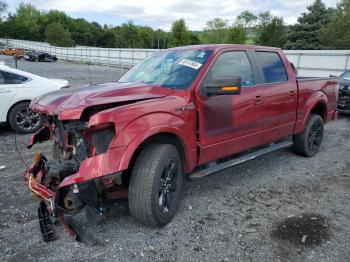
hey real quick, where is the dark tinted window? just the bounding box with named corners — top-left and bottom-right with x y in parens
top-left (205, 51), bottom-right (255, 87)
top-left (256, 52), bottom-right (288, 83)
top-left (0, 71), bottom-right (28, 84)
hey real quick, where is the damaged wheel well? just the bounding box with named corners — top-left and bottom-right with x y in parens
top-left (122, 132), bottom-right (187, 185)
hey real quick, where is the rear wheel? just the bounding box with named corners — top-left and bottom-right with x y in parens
top-left (293, 114), bottom-right (324, 157)
top-left (8, 102), bottom-right (43, 134)
top-left (128, 144), bottom-right (183, 227)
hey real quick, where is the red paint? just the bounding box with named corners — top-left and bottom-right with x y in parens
top-left (25, 44), bottom-right (338, 192)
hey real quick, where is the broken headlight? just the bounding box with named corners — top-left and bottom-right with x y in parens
top-left (90, 124), bottom-right (116, 155)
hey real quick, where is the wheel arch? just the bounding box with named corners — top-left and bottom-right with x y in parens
top-left (310, 102), bottom-right (327, 122)
top-left (300, 91), bottom-right (328, 132)
top-left (120, 131), bottom-right (193, 185)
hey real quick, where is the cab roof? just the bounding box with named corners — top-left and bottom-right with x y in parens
top-left (167, 44), bottom-right (282, 53)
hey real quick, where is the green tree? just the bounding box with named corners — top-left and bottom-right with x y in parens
top-left (3, 3), bottom-right (41, 40)
top-left (201, 18), bottom-right (228, 43)
top-left (254, 12), bottom-right (287, 48)
top-left (153, 29), bottom-right (170, 49)
top-left (97, 30), bottom-right (116, 48)
top-left (113, 20), bottom-right (141, 48)
top-left (226, 24), bottom-right (246, 44)
top-left (284, 0), bottom-right (333, 49)
top-left (138, 26), bottom-right (155, 48)
top-left (236, 11), bottom-right (257, 28)
top-left (320, 0), bottom-right (350, 49)
top-left (45, 22), bottom-right (74, 47)
top-left (0, 0), bottom-right (7, 20)
top-left (188, 32), bottom-right (201, 45)
top-left (169, 19), bottom-right (190, 47)
top-left (39, 10), bottom-right (72, 42)
top-left (0, 0), bottom-right (7, 35)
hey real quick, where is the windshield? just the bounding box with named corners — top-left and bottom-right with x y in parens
top-left (118, 49), bottom-right (213, 89)
top-left (340, 71), bottom-right (350, 80)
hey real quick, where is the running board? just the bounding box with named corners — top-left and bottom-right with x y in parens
top-left (189, 140), bottom-right (293, 180)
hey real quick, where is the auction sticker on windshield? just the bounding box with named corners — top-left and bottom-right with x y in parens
top-left (179, 59), bottom-right (202, 70)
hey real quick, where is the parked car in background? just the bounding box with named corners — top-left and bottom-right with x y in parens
top-left (337, 70), bottom-right (350, 113)
top-left (24, 51), bottom-right (57, 62)
top-left (0, 48), bottom-right (26, 58)
top-left (0, 64), bottom-right (69, 133)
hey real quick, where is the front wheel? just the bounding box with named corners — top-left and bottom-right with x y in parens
top-left (293, 114), bottom-right (324, 157)
top-left (128, 144), bottom-right (183, 227)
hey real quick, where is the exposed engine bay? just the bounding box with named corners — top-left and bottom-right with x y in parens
top-left (24, 115), bottom-right (128, 245)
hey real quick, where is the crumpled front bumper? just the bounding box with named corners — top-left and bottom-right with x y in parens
top-left (22, 161), bottom-right (54, 202)
top-left (22, 155), bottom-right (76, 240)
top-left (22, 155), bottom-right (88, 243)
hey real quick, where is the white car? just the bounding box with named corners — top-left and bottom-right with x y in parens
top-left (0, 64), bottom-right (69, 133)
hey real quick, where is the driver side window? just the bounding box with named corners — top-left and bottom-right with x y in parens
top-left (205, 51), bottom-right (255, 87)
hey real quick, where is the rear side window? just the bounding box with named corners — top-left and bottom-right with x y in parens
top-left (0, 70), bottom-right (28, 84)
top-left (256, 52), bottom-right (288, 83)
top-left (205, 51), bottom-right (255, 87)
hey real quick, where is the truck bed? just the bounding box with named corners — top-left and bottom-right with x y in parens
top-left (294, 76), bottom-right (338, 134)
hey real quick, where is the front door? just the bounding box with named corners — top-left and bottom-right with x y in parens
top-left (196, 50), bottom-right (264, 165)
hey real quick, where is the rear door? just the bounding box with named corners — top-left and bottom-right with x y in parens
top-left (196, 50), bottom-right (264, 165)
top-left (253, 51), bottom-right (298, 144)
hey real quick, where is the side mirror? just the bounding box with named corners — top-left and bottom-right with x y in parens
top-left (203, 76), bottom-right (242, 96)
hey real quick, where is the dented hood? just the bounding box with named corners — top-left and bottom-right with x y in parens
top-left (30, 82), bottom-right (173, 120)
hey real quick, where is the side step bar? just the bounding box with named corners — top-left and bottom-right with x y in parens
top-left (189, 140), bottom-right (293, 180)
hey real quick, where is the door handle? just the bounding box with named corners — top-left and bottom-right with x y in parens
top-left (255, 95), bottom-right (263, 105)
top-left (290, 91), bottom-right (295, 96)
top-left (0, 89), bottom-right (11, 94)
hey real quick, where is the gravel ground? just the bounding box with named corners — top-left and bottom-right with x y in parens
top-left (0, 58), bottom-right (350, 261)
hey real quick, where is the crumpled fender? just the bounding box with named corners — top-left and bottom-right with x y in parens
top-left (57, 112), bottom-right (197, 188)
top-left (112, 112), bottom-right (197, 172)
top-left (27, 125), bottom-right (51, 149)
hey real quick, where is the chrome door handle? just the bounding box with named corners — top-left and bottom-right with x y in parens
top-left (255, 95), bottom-right (263, 105)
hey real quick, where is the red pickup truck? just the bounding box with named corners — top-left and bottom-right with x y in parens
top-left (23, 44), bottom-right (338, 243)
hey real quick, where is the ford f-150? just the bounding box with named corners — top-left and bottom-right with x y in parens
top-left (22, 44), bottom-right (338, 243)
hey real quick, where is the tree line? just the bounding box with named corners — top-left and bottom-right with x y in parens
top-left (0, 0), bottom-right (349, 50)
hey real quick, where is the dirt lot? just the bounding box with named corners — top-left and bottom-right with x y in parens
top-left (0, 59), bottom-right (350, 261)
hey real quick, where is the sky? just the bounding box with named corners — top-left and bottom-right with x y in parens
top-left (7, 0), bottom-right (340, 30)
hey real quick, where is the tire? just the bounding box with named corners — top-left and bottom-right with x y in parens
top-left (293, 114), bottom-right (324, 157)
top-left (128, 144), bottom-right (183, 227)
top-left (8, 102), bottom-right (43, 134)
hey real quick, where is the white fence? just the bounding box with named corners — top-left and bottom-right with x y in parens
top-left (1, 38), bottom-right (350, 76)
top-left (285, 50), bottom-right (350, 77)
top-left (0, 38), bottom-right (156, 68)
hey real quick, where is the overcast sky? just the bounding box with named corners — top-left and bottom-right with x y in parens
top-left (8, 0), bottom-right (340, 30)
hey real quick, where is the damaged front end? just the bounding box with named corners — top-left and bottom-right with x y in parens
top-left (23, 116), bottom-right (127, 244)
